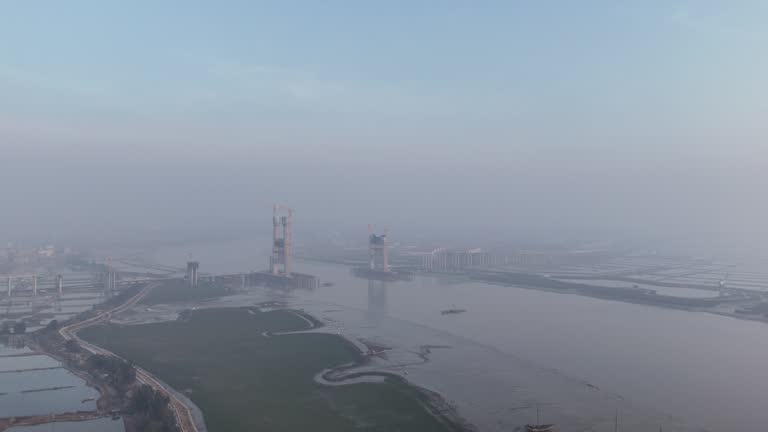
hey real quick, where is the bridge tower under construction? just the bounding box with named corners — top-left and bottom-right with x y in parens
top-left (104, 257), bottom-right (117, 295)
top-left (186, 261), bottom-right (200, 287)
top-left (270, 205), bottom-right (293, 276)
top-left (368, 225), bottom-right (390, 272)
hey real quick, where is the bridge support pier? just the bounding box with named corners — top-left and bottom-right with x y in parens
top-left (186, 262), bottom-right (200, 288)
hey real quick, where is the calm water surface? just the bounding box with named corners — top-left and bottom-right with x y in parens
top-left (0, 347), bottom-right (99, 417)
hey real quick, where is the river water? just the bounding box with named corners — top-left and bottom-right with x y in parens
top-left (123, 239), bottom-right (768, 431)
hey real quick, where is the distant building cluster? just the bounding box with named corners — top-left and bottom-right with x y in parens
top-left (36, 245), bottom-right (56, 257)
top-left (402, 247), bottom-right (609, 273)
top-left (2, 243), bottom-right (60, 264)
top-left (420, 248), bottom-right (491, 272)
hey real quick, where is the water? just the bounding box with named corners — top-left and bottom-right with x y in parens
top-left (0, 346), bottom-right (99, 417)
top-left (0, 354), bottom-right (59, 371)
top-left (118, 239), bottom-right (768, 431)
top-left (0, 286), bottom-right (110, 423)
top-left (293, 261), bottom-right (762, 431)
top-left (0, 345), bottom-right (33, 356)
top-left (6, 417), bottom-right (125, 432)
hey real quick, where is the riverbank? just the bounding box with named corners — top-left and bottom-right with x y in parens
top-left (299, 253), bottom-right (768, 319)
top-left (79, 307), bottom-right (472, 432)
top-left (16, 281), bottom-right (194, 432)
top-left (0, 332), bottom-right (117, 431)
top-left (464, 270), bottom-right (768, 325)
top-left (0, 284), bottom-right (175, 431)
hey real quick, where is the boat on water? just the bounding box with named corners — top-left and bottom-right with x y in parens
top-left (440, 308), bottom-right (466, 315)
top-left (526, 425), bottom-right (555, 432)
top-left (321, 282), bottom-right (335, 287)
top-left (526, 407), bottom-right (554, 431)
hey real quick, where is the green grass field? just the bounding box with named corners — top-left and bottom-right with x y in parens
top-left (139, 279), bottom-right (229, 305)
top-left (80, 308), bottom-right (462, 432)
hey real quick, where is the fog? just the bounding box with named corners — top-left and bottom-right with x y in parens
top-left (2, 130), bottom-right (766, 256)
top-left (6, 5), bottom-right (768, 432)
top-left (1, 2), bottom-right (767, 256)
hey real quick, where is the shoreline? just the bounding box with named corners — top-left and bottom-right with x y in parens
top-left (32, 289), bottom-right (472, 432)
top-left (301, 255), bottom-right (768, 327)
top-left (79, 301), bottom-right (473, 432)
top-left (0, 336), bottom-right (113, 432)
top-left (110, 298), bottom-right (478, 431)
top-left (14, 282), bottom-right (202, 432)
top-left (283, 309), bottom-right (476, 432)
top-left (472, 276), bottom-right (768, 325)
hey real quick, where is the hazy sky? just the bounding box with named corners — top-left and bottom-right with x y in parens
top-left (1, 2), bottom-right (767, 251)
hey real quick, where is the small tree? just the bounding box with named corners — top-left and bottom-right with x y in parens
top-left (132, 384), bottom-right (155, 414)
top-left (88, 354), bottom-right (136, 388)
top-left (114, 361), bottom-right (136, 387)
top-left (131, 384), bottom-right (179, 432)
top-left (46, 320), bottom-right (59, 331)
top-left (13, 321), bottom-right (26, 334)
top-left (64, 339), bottom-right (80, 353)
top-left (87, 354), bottom-right (108, 369)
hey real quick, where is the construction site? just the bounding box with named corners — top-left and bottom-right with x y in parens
top-left (257, 205), bottom-right (318, 289)
top-left (351, 225), bottom-right (411, 281)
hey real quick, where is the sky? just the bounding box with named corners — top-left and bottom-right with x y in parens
top-left (1, 1), bottom-right (767, 253)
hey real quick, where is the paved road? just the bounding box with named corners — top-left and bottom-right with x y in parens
top-left (59, 282), bottom-right (201, 432)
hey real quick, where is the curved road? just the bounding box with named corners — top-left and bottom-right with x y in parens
top-left (58, 282), bottom-right (201, 432)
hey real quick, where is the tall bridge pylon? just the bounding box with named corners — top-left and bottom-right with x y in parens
top-left (270, 205), bottom-right (293, 276)
top-left (368, 224), bottom-right (390, 272)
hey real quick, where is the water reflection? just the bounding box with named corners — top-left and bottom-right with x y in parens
top-left (366, 279), bottom-right (388, 323)
top-left (264, 285), bottom-right (290, 305)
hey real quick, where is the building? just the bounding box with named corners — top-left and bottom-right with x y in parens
top-left (422, 248), bottom-right (490, 272)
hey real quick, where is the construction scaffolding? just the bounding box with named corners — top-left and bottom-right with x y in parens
top-left (368, 224), bottom-right (390, 273)
top-left (270, 205), bottom-right (293, 276)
